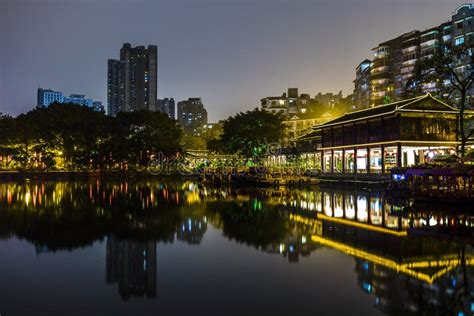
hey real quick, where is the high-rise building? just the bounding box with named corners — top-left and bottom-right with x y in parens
top-left (177, 98), bottom-right (208, 135)
top-left (370, 30), bottom-right (420, 106)
top-left (157, 98), bottom-right (175, 119)
top-left (358, 4), bottom-right (474, 108)
top-left (37, 88), bottom-right (99, 110)
top-left (107, 43), bottom-right (157, 116)
top-left (353, 59), bottom-right (372, 109)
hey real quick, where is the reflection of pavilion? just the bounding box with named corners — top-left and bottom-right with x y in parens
top-left (106, 236), bottom-right (157, 300)
top-left (355, 258), bottom-right (473, 315)
top-left (177, 217), bottom-right (208, 244)
top-left (289, 208), bottom-right (474, 315)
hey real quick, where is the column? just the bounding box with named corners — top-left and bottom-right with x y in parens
top-left (397, 143), bottom-right (402, 168)
top-left (331, 149), bottom-right (334, 173)
top-left (354, 147), bottom-right (357, 174)
top-left (366, 146), bottom-right (370, 174)
top-left (342, 148), bottom-right (346, 173)
top-left (381, 144), bottom-right (385, 174)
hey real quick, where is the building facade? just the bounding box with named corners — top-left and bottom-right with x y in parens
top-left (157, 98), bottom-right (175, 119)
top-left (359, 4), bottom-right (474, 108)
top-left (260, 88), bottom-right (331, 119)
top-left (301, 94), bottom-right (473, 175)
top-left (107, 43), bottom-right (158, 116)
top-left (353, 60), bottom-right (372, 110)
top-left (177, 98), bottom-right (208, 135)
top-left (37, 88), bottom-right (98, 110)
top-left (93, 101), bottom-right (105, 113)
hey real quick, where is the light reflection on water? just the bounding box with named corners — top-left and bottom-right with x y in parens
top-left (0, 180), bottom-right (472, 316)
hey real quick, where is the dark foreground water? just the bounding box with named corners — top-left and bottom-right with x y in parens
top-left (0, 180), bottom-right (472, 316)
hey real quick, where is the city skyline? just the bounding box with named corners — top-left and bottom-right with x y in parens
top-left (0, 0), bottom-right (466, 121)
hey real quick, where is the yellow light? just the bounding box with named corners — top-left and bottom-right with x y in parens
top-left (317, 214), bottom-right (407, 237)
top-left (311, 235), bottom-right (474, 284)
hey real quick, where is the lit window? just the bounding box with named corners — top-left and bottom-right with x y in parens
top-left (455, 36), bottom-right (465, 46)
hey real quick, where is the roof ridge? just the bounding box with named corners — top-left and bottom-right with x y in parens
top-left (397, 94), bottom-right (429, 109)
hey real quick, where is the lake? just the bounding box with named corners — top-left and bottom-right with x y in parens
top-left (0, 180), bottom-right (472, 316)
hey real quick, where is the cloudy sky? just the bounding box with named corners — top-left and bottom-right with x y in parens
top-left (0, 0), bottom-right (464, 121)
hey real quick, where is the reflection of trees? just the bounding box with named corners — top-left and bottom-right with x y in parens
top-left (207, 199), bottom-right (290, 249)
top-left (0, 181), bottom-right (185, 251)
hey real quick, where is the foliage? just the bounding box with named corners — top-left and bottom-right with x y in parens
top-left (208, 108), bottom-right (284, 157)
top-left (0, 103), bottom-right (182, 170)
top-left (405, 44), bottom-right (473, 156)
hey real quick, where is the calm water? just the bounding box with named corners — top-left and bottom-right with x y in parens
top-left (0, 180), bottom-right (472, 316)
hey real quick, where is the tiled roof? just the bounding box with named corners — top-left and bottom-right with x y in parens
top-left (312, 94), bottom-right (458, 129)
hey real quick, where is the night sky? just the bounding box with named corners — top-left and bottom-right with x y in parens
top-left (0, 0), bottom-right (464, 121)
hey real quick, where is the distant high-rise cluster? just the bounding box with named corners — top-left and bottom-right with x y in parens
top-left (157, 97), bottom-right (175, 119)
top-left (37, 88), bottom-right (103, 112)
top-left (177, 98), bottom-right (208, 135)
top-left (107, 43), bottom-right (158, 116)
top-left (353, 4), bottom-right (474, 109)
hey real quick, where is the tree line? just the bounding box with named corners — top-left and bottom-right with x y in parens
top-left (0, 102), bottom-right (182, 171)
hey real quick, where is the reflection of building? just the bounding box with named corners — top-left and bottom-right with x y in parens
top-left (177, 217), bottom-right (207, 244)
top-left (106, 236), bottom-right (157, 300)
top-left (284, 187), bottom-right (473, 316)
top-left (263, 234), bottom-right (318, 263)
top-left (302, 94), bottom-right (474, 175)
top-left (355, 258), bottom-right (473, 315)
top-left (107, 43), bottom-right (158, 116)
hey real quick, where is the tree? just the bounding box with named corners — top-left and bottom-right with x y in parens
top-left (406, 44), bottom-right (473, 156)
top-left (110, 110), bottom-right (183, 168)
top-left (209, 108), bottom-right (284, 157)
top-left (0, 104), bottom-right (183, 171)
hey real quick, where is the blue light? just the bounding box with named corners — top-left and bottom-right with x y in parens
top-left (362, 282), bottom-right (372, 293)
top-left (392, 174), bottom-right (405, 181)
top-left (363, 262), bottom-right (369, 271)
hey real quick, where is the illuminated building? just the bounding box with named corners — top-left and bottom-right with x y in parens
top-left (177, 98), bottom-right (208, 135)
top-left (92, 101), bottom-right (105, 112)
top-left (359, 4), bottom-right (474, 107)
top-left (157, 97), bottom-right (175, 119)
top-left (313, 91), bottom-right (343, 109)
top-left (353, 59), bottom-right (372, 110)
top-left (370, 30), bottom-right (420, 106)
top-left (260, 88), bottom-right (325, 119)
top-left (282, 113), bottom-right (333, 147)
top-left (301, 94), bottom-right (474, 176)
top-left (107, 43), bottom-right (158, 116)
top-left (37, 88), bottom-right (98, 109)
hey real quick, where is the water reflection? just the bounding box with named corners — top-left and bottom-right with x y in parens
top-left (106, 236), bottom-right (157, 300)
top-left (0, 180), bottom-right (472, 315)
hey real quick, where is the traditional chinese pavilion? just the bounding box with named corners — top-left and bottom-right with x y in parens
top-left (299, 94), bottom-right (474, 176)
